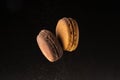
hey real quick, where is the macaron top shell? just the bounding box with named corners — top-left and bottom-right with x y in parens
top-left (56, 17), bottom-right (79, 52)
top-left (56, 18), bottom-right (70, 51)
top-left (37, 30), bottom-right (63, 62)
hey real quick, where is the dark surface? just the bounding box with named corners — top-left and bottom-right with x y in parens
top-left (1, 0), bottom-right (120, 80)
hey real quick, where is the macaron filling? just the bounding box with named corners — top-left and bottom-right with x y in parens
top-left (69, 18), bottom-right (77, 47)
top-left (66, 18), bottom-right (78, 51)
top-left (71, 19), bottom-right (79, 49)
top-left (47, 34), bottom-right (60, 58)
top-left (67, 18), bottom-right (74, 51)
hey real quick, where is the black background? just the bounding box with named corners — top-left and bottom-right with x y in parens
top-left (1, 0), bottom-right (120, 80)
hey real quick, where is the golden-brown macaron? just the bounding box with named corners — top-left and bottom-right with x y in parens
top-left (36, 29), bottom-right (63, 62)
top-left (56, 17), bottom-right (79, 52)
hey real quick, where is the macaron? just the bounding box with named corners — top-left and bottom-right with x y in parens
top-left (56, 17), bottom-right (79, 52)
top-left (36, 29), bottom-right (63, 62)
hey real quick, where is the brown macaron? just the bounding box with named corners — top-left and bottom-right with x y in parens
top-left (56, 17), bottom-right (79, 52)
top-left (36, 29), bottom-right (63, 62)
